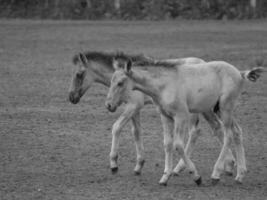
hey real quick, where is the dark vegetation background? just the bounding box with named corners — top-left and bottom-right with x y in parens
top-left (0, 0), bottom-right (267, 20)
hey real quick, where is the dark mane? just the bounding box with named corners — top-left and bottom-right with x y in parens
top-left (152, 60), bottom-right (180, 68)
top-left (114, 53), bottom-right (177, 68)
top-left (72, 51), bottom-right (154, 69)
top-left (72, 51), bottom-right (115, 69)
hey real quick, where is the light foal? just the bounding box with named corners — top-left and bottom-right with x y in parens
top-left (69, 51), bottom-right (222, 176)
top-left (106, 55), bottom-right (264, 185)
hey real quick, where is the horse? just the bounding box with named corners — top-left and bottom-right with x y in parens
top-left (105, 55), bottom-right (264, 185)
top-left (68, 51), bottom-right (219, 176)
top-left (106, 54), bottom-right (238, 179)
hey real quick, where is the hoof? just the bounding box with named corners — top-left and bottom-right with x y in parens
top-left (211, 178), bottom-right (220, 185)
top-left (111, 167), bottom-right (118, 174)
top-left (159, 173), bottom-right (170, 186)
top-left (159, 181), bottom-right (167, 186)
top-left (194, 177), bottom-right (202, 186)
top-left (235, 177), bottom-right (243, 184)
top-left (133, 159), bottom-right (145, 176)
top-left (134, 170), bottom-right (141, 176)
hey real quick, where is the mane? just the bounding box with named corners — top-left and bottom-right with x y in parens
top-left (113, 51), bottom-right (158, 66)
top-left (72, 51), bottom-right (154, 69)
top-left (151, 60), bottom-right (182, 68)
top-left (114, 53), bottom-right (177, 69)
top-left (72, 51), bottom-right (115, 69)
top-left (149, 60), bottom-right (178, 68)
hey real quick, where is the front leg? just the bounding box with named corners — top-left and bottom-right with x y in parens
top-left (173, 114), bottom-right (201, 175)
top-left (173, 115), bottom-right (201, 185)
top-left (109, 104), bottom-right (138, 173)
top-left (173, 127), bottom-right (201, 175)
top-left (159, 115), bottom-right (174, 186)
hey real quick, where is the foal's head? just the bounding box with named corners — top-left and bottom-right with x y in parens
top-left (69, 51), bottom-right (153, 105)
top-left (68, 53), bottom-right (95, 104)
top-left (105, 56), bottom-right (133, 112)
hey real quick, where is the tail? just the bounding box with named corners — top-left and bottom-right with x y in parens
top-left (241, 67), bottom-right (265, 82)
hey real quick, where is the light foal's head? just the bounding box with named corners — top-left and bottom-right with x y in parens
top-left (68, 53), bottom-right (95, 104)
top-left (105, 57), bottom-right (133, 112)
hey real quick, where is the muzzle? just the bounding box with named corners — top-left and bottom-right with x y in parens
top-left (68, 91), bottom-right (80, 104)
top-left (105, 101), bottom-right (117, 113)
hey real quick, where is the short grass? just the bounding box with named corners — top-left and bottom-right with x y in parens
top-left (0, 20), bottom-right (267, 200)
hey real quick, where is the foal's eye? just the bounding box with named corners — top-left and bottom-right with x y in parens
top-left (117, 81), bottom-right (123, 87)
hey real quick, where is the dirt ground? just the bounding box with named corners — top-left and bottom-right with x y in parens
top-left (0, 20), bottom-right (266, 200)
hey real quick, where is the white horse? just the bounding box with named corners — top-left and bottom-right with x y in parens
top-left (69, 51), bottom-right (223, 176)
top-left (105, 55), bottom-right (264, 185)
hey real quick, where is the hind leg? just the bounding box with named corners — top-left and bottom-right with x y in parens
top-left (215, 114), bottom-right (236, 176)
top-left (211, 100), bottom-right (247, 183)
top-left (203, 110), bottom-right (234, 182)
top-left (203, 111), bottom-right (236, 176)
top-left (232, 118), bottom-right (247, 183)
top-left (211, 87), bottom-right (247, 183)
top-left (210, 110), bottom-right (233, 182)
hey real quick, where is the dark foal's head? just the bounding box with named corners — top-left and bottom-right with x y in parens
top-left (69, 51), bottom-right (154, 105)
top-left (68, 53), bottom-right (94, 104)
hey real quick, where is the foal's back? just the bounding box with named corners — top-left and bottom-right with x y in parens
top-left (162, 61), bottom-right (244, 113)
top-left (175, 61), bottom-right (243, 88)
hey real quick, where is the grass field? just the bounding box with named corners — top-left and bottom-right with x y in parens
top-left (0, 20), bottom-right (267, 200)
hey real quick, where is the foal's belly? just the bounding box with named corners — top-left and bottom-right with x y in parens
top-left (185, 75), bottom-right (221, 113)
top-left (188, 92), bottom-right (219, 113)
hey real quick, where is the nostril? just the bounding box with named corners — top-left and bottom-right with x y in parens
top-left (105, 102), bottom-right (111, 109)
top-left (78, 89), bottom-right (83, 97)
top-left (105, 102), bottom-right (116, 112)
top-left (69, 92), bottom-right (79, 104)
top-left (69, 93), bottom-right (74, 102)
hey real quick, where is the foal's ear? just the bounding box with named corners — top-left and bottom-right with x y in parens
top-left (112, 58), bottom-right (120, 70)
top-left (125, 59), bottom-right (132, 74)
top-left (78, 53), bottom-right (88, 66)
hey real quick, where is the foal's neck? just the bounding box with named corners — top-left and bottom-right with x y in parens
top-left (91, 61), bottom-right (114, 87)
top-left (130, 70), bottom-right (160, 102)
